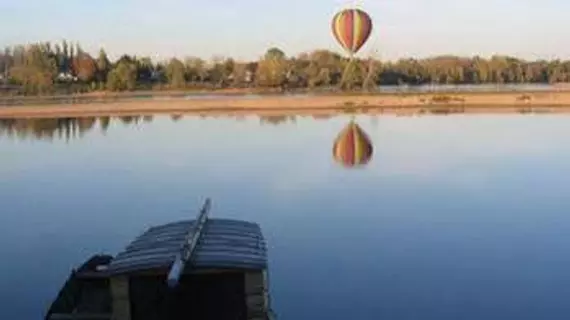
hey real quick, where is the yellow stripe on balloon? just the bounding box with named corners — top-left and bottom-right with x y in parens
top-left (334, 13), bottom-right (347, 52)
top-left (352, 11), bottom-right (362, 54)
top-left (353, 123), bottom-right (362, 162)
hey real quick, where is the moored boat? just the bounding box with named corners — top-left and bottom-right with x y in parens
top-left (45, 199), bottom-right (272, 320)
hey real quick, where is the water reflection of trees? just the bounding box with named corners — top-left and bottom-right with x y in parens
top-left (0, 118), bottom-right (94, 141)
top-left (0, 115), bottom-right (155, 141)
top-left (259, 114), bottom-right (335, 125)
top-left (0, 114), bottom-right (336, 141)
top-left (259, 115), bottom-right (296, 125)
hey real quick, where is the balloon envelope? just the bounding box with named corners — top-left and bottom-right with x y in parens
top-left (331, 8), bottom-right (373, 56)
top-left (332, 121), bottom-right (373, 167)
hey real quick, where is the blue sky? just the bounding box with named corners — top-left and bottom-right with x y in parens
top-left (1, 0), bottom-right (569, 61)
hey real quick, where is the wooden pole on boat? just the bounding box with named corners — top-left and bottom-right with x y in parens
top-left (167, 198), bottom-right (211, 288)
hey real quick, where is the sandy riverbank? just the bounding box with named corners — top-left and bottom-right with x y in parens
top-left (2, 91), bottom-right (570, 118)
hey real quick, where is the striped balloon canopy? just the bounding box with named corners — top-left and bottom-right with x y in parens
top-left (332, 120), bottom-right (373, 168)
top-left (331, 8), bottom-right (373, 56)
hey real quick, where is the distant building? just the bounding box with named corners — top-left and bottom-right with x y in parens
top-left (57, 72), bottom-right (77, 82)
top-left (245, 70), bottom-right (254, 83)
top-left (150, 70), bottom-right (163, 81)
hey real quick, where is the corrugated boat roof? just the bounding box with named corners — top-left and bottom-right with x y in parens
top-left (107, 218), bottom-right (267, 275)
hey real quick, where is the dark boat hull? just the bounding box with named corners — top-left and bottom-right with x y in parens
top-left (45, 255), bottom-right (113, 320)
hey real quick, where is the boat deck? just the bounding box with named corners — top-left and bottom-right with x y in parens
top-left (108, 218), bottom-right (268, 275)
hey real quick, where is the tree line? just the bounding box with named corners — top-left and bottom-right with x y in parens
top-left (2, 40), bottom-right (570, 95)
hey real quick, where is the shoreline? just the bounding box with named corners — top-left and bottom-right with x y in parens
top-left (1, 87), bottom-right (569, 100)
top-left (0, 87), bottom-right (287, 101)
top-left (2, 91), bottom-right (570, 118)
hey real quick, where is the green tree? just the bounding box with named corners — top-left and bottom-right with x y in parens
top-left (96, 49), bottom-right (110, 84)
top-left (10, 44), bottom-right (58, 94)
top-left (165, 58), bottom-right (186, 88)
top-left (255, 48), bottom-right (289, 88)
top-left (106, 61), bottom-right (137, 91)
top-left (185, 57), bottom-right (206, 83)
top-left (136, 57), bottom-right (155, 83)
top-left (265, 47), bottom-right (285, 60)
top-left (99, 116), bottom-right (111, 133)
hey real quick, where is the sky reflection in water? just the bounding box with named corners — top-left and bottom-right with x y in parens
top-left (1, 114), bottom-right (570, 319)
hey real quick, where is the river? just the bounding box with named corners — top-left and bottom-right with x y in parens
top-left (1, 113), bottom-right (570, 319)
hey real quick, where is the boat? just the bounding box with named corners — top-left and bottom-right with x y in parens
top-left (45, 198), bottom-right (273, 320)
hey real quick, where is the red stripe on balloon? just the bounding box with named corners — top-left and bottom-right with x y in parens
top-left (343, 10), bottom-right (354, 55)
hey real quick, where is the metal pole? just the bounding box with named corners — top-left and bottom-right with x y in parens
top-left (166, 198), bottom-right (211, 288)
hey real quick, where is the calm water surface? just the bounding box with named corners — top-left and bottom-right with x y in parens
top-left (2, 113), bottom-right (570, 319)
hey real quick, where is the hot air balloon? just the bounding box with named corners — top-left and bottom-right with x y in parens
top-left (331, 8), bottom-right (373, 89)
top-left (331, 8), bottom-right (373, 57)
top-left (332, 120), bottom-right (373, 168)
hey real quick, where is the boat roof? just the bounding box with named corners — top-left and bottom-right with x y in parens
top-left (107, 218), bottom-right (267, 275)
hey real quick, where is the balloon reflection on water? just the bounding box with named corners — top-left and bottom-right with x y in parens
top-left (332, 120), bottom-right (373, 168)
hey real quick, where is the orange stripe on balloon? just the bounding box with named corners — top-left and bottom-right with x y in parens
top-left (347, 123), bottom-right (356, 165)
top-left (339, 10), bottom-right (353, 51)
top-left (344, 10), bottom-right (357, 54)
top-left (333, 124), bottom-right (348, 162)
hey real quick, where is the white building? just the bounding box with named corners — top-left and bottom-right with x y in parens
top-left (57, 72), bottom-right (78, 82)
